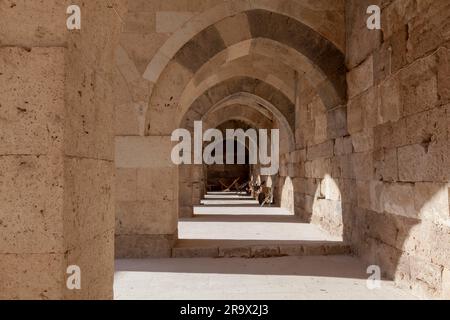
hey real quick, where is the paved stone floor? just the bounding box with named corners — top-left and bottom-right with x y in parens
top-left (114, 193), bottom-right (417, 300)
top-left (114, 256), bottom-right (417, 300)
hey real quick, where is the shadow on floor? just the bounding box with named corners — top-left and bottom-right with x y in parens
top-left (115, 255), bottom-right (372, 280)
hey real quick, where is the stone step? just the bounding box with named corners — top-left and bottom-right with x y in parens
top-left (207, 192), bottom-right (248, 195)
top-left (172, 240), bottom-right (351, 258)
top-left (200, 199), bottom-right (259, 205)
top-left (204, 194), bottom-right (254, 199)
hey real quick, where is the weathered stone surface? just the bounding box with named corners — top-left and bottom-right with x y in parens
top-left (115, 234), bottom-right (175, 258)
top-left (346, 55), bottom-right (373, 99)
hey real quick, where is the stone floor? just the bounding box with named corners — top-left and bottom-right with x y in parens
top-left (174, 192), bottom-right (347, 257)
top-left (114, 192), bottom-right (417, 299)
top-left (114, 256), bottom-right (417, 300)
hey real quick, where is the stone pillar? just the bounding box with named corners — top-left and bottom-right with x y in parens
top-left (0, 0), bottom-right (125, 299)
top-left (115, 136), bottom-right (178, 258)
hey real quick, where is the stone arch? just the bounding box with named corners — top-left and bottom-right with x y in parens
top-left (143, 0), bottom-right (345, 83)
top-left (145, 9), bottom-right (347, 135)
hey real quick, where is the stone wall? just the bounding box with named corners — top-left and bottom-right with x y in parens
top-left (0, 0), bottom-right (125, 299)
top-left (346, 0), bottom-right (450, 298)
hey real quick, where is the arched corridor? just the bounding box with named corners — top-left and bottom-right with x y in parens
top-left (1, 0), bottom-right (449, 300)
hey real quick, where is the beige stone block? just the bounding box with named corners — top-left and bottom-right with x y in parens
top-left (115, 136), bottom-right (175, 168)
top-left (405, 106), bottom-right (447, 146)
top-left (156, 11), bottom-right (196, 34)
top-left (215, 13), bottom-right (251, 47)
top-left (351, 129), bottom-right (374, 153)
top-left (115, 168), bottom-right (137, 202)
top-left (64, 63), bottom-right (115, 161)
top-left (414, 182), bottom-right (449, 222)
top-left (305, 158), bottom-right (331, 179)
top-left (115, 234), bottom-right (175, 258)
top-left (0, 47), bottom-right (65, 156)
top-left (352, 152), bottom-right (373, 181)
top-left (374, 119), bottom-right (407, 149)
top-left (398, 143), bottom-right (449, 182)
top-left (347, 55), bottom-right (374, 99)
top-left (374, 147), bottom-right (398, 182)
top-left (400, 53), bottom-right (439, 116)
top-left (0, 0), bottom-right (68, 46)
top-left (64, 230), bottom-right (114, 300)
top-left (345, 0), bottom-right (381, 68)
top-left (123, 11), bottom-right (156, 34)
top-left (347, 97), bottom-right (363, 134)
top-left (136, 167), bottom-right (176, 201)
top-left (63, 158), bottom-right (115, 250)
top-left (0, 155), bottom-right (64, 254)
top-left (379, 75), bottom-right (402, 123)
top-left (307, 141), bottom-right (334, 160)
top-left (115, 200), bottom-right (177, 235)
top-left (406, 1), bottom-right (450, 62)
top-left (383, 183), bottom-right (417, 218)
top-left (0, 253), bottom-right (65, 300)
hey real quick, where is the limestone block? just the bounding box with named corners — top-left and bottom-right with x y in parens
top-left (124, 11), bottom-right (156, 34)
top-left (351, 129), bottom-right (374, 153)
top-left (0, 0), bottom-right (68, 46)
top-left (115, 168), bottom-right (138, 202)
top-left (356, 180), bottom-right (370, 210)
top-left (347, 97), bottom-right (363, 134)
top-left (63, 158), bottom-right (115, 250)
top-left (156, 11), bottom-right (196, 34)
top-left (136, 167), bottom-right (176, 201)
top-left (369, 180), bottom-right (384, 213)
top-left (398, 143), bottom-right (449, 182)
top-left (305, 158), bottom-right (332, 179)
top-left (115, 200), bottom-right (177, 235)
top-left (383, 183), bottom-right (417, 218)
top-left (381, 0), bottom-right (417, 40)
top-left (379, 75), bottom-right (402, 123)
top-left (363, 211), bottom-right (398, 248)
top-left (115, 136), bottom-right (175, 168)
top-left (351, 152), bottom-right (373, 181)
top-left (406, 0), bottom-right (450, 62)
top-left (347, 55), bottom-right (373, 99)
top-left (115, 234), bottom-right (175, 258)
top-left (307, 141), bottom-right (334, 160)
top-left (345, 0), bottom-right (382, 68)
top-left (64, 63), bottom-right (115, 161)
top-left (0, 47), bottom-right (65, 156)
top-left (374, 147), bottom-right (398, 182)
top-left (400, 54), bottom-right (439, 116)
top-left (414, 183), bottom-right (449, 222)
top-left (0, 253), bottom-right (64, 300)
top-left (64, 230), bottom-right (115, 300)
top-left (326, 106), bottom-right (348, 139)
top-left (215, 13), bottom-right (251, 46)
top-left (405, 106), bottom-right (447, 146)
top-left (0, 155), bottom-right (64, 254)
top-left (373, 119), bottom-right (407, 150)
